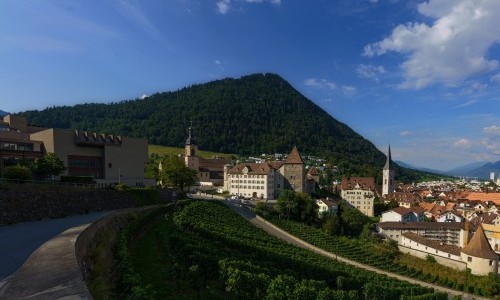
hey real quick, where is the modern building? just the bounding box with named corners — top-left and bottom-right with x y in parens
top-left (0, 114), bottom-right (151, 186)
top-left (382, 145), bottom-right (395, 196)
top-left (341, 176), bottom-right (376, 217)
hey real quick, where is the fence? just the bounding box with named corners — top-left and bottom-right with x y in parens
top-left (0, 178), bottom-right (101, 193)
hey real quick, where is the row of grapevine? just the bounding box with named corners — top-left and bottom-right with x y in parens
top-left (144, 200), bottom-right (448, 299)
top-left (268, 217), bottom-right (496, 297)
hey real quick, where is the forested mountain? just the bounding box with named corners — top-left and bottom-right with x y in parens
top-left (0, 110), bottom-right (8, 117)
top-left (21, 73), bottom-right (440, 182)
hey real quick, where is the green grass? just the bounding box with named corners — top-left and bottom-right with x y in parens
top-left (148, 144), bottom-right (234, 159)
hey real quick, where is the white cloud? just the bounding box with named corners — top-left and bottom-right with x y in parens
top-left (483, 125), bottom-right (500, 155)
top-left (216, 0), bottom-right (280, 14)
top-left (140, 94), bottom-right (148, 99)
top-left (400, 131), bottom-right (413, 137)
top-left (304, 78), bottom-right (337, 90)
top-left (491, 73), bottom-right (500, 84)
top-left (217, 0), bottom-right (231, 14)
top-left (341, 85), bottom-right (356, 96)
top-left (356, 64), bottom-right (386, 82)
top-left (461, 81), bottom-right (487, 95)
top-left (363, 0), bottom-right (500, 89)
top-left (484, 125), bottom-right (500, 136)
top-left (453, 138), bottom-right (473, 149)
top-left (453, 100), bottom-right (477, 109)
top-left (214, 60), bottom-right (221, 65)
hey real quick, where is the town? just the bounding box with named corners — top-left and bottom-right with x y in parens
top-left (1, 113), bottom-right (499, 289)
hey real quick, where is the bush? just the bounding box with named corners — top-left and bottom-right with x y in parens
top-left (3, 165), bottom-right (31, 180)
top-left (425, 255), bottom-right (437, 263)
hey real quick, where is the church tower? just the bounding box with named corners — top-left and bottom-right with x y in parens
top-left (382, 145), bottom-right (394, 196)
top-left (185, 123), bottom-right (199, 171)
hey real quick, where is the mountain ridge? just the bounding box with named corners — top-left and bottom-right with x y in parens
top-left (19, 73), bottom-right (443, 183)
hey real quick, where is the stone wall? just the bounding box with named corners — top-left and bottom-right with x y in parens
top-left (398, 245), bottom-right (467, 271)
top-left (0, 189), bottom-right (136, 225)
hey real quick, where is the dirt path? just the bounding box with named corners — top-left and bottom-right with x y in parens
top-left (222, 200), bottom-right (489, 300)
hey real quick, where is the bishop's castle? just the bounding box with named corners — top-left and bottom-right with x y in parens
top-left (183, 125), bottom-right (319, 199)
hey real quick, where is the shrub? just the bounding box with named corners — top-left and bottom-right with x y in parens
top-left (425, 255), bottom-right (437, 263)
top-left (3, 165), bottom-right (31, 180)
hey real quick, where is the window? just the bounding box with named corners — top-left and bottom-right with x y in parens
top-left (468, 257), bottom-right (472, 262)
top-left (489, 260), bottom-right (493, 266)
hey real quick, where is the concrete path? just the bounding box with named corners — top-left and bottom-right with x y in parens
top-left (221, 200), bottom-right (489, 300)
top-left (0, 211), bottom-right (110, 281)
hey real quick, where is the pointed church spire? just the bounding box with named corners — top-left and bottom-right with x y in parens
top-left (384, 145), bottom-right (393, 170)
top-left (186, 121), bottom-right (197, 145)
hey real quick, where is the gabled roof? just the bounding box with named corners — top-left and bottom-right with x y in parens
top-left (341, 176), bottom-right (375, 191)
top-left (284, 146), bottom-right (304, 164)
top-left (402, 232), bottom-right (461, 256)
top-left (308, 166), bottom-right (320, 175)
top-left (461, 225), bottom-right (499, 260)
top-left (227, 163), bottom-right (275, 175)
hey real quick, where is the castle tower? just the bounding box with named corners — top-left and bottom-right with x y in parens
top-left (185, 124), bottom-right (199, 171)
top-left (283, 146), bottom-right (305, 193)
top-left (382, 145), bottom-right (394, 196)
top-left (460, 225), bottom-right (499, 275)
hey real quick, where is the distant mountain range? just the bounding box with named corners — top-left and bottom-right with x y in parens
top-left (0, 110), bottom-right (8, 117)
top-left (395, 161), bottom-right (445, 175)
top-left (397, 160), bottom-right (500, 179)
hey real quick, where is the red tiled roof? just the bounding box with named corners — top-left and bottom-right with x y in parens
top-left (308, 166), bottom-right (320, 175)
top-left (285, 146), bottom-right (304, 164)
top-left (341, 176), bottom-right (375, 190)
top-left (461, 225), bottom-right (499, 260)
top-left (465, 193), bottom-right (500, 205)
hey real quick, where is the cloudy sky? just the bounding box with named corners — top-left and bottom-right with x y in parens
top-left (1, 0), bottom-right (499, 170)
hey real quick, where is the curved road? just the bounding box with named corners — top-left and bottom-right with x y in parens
top-left (0, 211), bottom-right (110, 282)
top-left (221, 199), bottom-right (488, 300)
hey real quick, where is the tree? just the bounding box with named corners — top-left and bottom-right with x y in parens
top-left (159, 155), bottom-right (197, 191)
top-left (31, 153), bottom-right (65, 179)
top-left (322, 213), bottom-right (341, 235)
top-left (296, 192), bottom-right (318, 224)
top-left (274, 190), bottom-right (298, 220)
top-left (340, 202), bottom-right (370, 236)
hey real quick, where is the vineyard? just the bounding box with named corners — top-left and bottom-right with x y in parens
top-left (268, 217), bottom-right (499, 298)
top-left (125, 200), bottom-right (450, 299)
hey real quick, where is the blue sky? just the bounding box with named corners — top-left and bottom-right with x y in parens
top-left (1, 0), bottom-right (499, 170)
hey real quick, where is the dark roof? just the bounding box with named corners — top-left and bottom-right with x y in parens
top-left (389, 206), bottom-right (424, 216)
top-left (285, 146), bottom-right (304, 164)
top-left (461, 225), bottom-right (499, 260)
top-left (378, 221), bottom-right (465, 230)
top-left (402, 232), bottom-right (461, 256)
top-left (227, 163), bottom-right (275, 175)
top-left (341, 176), bottom-right (375, 191)
top-left (383, 145), bottom-right (393, 170)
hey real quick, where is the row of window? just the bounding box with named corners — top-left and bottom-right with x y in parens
top-left (231, 180), bottom-right (266, 184)
top-left (229, 174), bottom-right (270, 178)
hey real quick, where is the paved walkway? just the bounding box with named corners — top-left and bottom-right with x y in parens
top-left (222, 200), bottom-right (489, 300)
top-left (0, 211), bottom-right (110, 281)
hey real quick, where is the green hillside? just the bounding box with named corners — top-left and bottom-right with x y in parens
top-left (21, 73), bottom-right (442, 182)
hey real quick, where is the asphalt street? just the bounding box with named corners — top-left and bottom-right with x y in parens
top-left (0, 211), bottom-right (110, 280)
